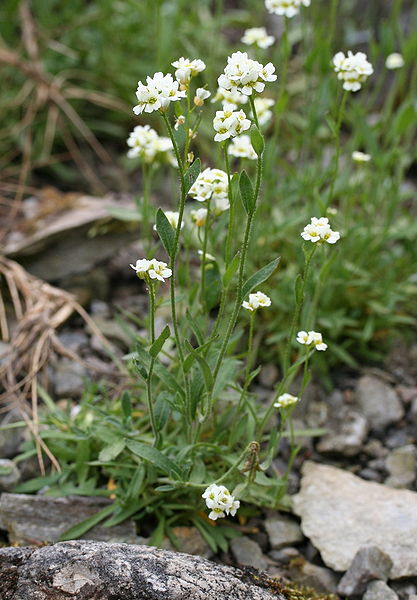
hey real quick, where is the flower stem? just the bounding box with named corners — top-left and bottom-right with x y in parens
top-left (212, 98), bottom-right (263, 386)
top-left (146, 281), bottom-right (160, 447)
top-left (325, 88), bottom-right (348, 212)
top-left (161, 111), bottom-right (192, 430)
top-left (200, 198), bottom-right (211, 310)
top-left (223, 142), bottom-right (234, 266)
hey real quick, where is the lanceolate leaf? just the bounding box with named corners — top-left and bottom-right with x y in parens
top-left (156, 209), bottom-right (175, 257)
top-left (241, 257), bottom-right (280, 300)
top-left (125, 440), bottom-right (183, 479)
top-left (184, 158), bottom-right (201, 193)
top-left (149, 325), bottom-right (171, 358)
top-left (239, 170), bottom-right (255, 214)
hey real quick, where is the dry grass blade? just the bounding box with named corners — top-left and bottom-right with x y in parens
top-left (0, 256), bottom-right (126, 473)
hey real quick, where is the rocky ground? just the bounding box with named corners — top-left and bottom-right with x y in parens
top-left (1, 193), bottom-right (417, 599)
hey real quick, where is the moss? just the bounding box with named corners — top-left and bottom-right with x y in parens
top-left (239, 567), bottom-right (339, 600)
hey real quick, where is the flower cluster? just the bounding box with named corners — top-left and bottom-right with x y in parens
top-left (242, 291), bottom-right (272, 311)
top-left (218, 51), bottom-right (277, 96)
top-left (274, 393), bottom-right (299, 408)
top-left (171, 57), bottom-right (206, 85)
top-left (228, 135), bottom-right (257, 160)
top-left (254, 97), bottom-right (275, 126)
top-left (133, 72), bottom-right (186, 115)
top-left (130, 258), bottom-right (172, 282)
top-left (213, 109), bottom-right (251, 142)
top-left (333, 51), bottom-right (374, 92)
top-left (265, 0), bottom-right (311, 18)
top-left (242, 27), bottom-right (275, 49)
top-left (189, 168), bottom-right (229, 204)
top-left (296, 330), bottom-right (327, 351)
top-left (202, 484), bottom-right (240, 521)
top-left (126, 125), bottom-right (174, 164)
top-left (301, 217), bottom-right (340, 245)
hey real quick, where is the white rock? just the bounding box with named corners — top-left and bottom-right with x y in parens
top-left (292, 462), bottom-right (417, 578)
top-left (363, 580), bottom-right (399, 600)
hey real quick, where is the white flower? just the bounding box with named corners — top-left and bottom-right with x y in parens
top-left (242, 27), bottom-right (275, 49)
top-left (296, 330), bottom-right (310, 345)
top-left (126, 125), bottom-right (174, 164)
top-left (301, 217), bottom-right (340, 245)
top-left (212, 196), bottom-right (230, 215)
top-left (130, 258), bottom-right (151, 277)
top-left (296, 330), bottom-right (327, 351)
top-left (218, 51), bottom-right (277, 97)
top-left (194, 87), bottom-right (211, 106)
top-left (213, 109), bottom-right (251, 142)
top-left (333, 51), bottom-right (373, 92)
top-left (202, 484), bottom-right (240, 521)
top-left (174, 115), bottom-right (186, 130)
top-left (212, 87), bottom-right (248, 111)
top-left (352, 151), bottom-right (371, 163)
top-left (254, 97), bottom-right (275, 126)
top-left (228, 135), bottom-right (257, 160)
top-left (191, 207), bottom-right (208, 227)
top-left (242, 291), bottom-right (272, 311)
top-left (265, 0), bottom-right (311, 18)
top-left (133, 72), bottom-right (186, 115)
top-left (189, 167), bottom-right (229, 204)
top-left (308, 331), bottom-right (327, 351)
top-left (147, 259), bottom-right (172, 282)
top-left (385, 53), bottom-right (404, 70)
top-left (153, 211), bottom-right (183, 232)
top-left (274, 393), bottom-right (299, 408)
top-left (172, 57), bottom-right (206, 84)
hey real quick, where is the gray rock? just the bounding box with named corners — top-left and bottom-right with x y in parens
top-left (54, 358), bottom-right (87, 398)
top-left (264, 515), bottom-right (304, 549)
top-left (230, 536), bottom-right (269, 570)
top-left (0, 541), bottom-right (285, 600)
top-left (268, 547), bottom-right (300, 564)
top-left (0, 460), bottom-right (21, 491)
top-left (288, 558), bottom-right (338, 594)
top-left (0, 410), bottom-right (26, 458)
top-left (358, 468), bottom-right (383, 482)
top-left (317, 406), bottom-right (368, 456)
top-left (363, 439), bottom-right (388, 458)
top-left (0, 493), bottom-right (137, 544)
top-left (410, 398), bottom-right (417, 421)
top-left (385, 445), bottom-right (416, 488)
top-left (57, 330), bottom-right (89, 352)
top-left (161, 526), bottom-right (213, 559)
top-left (292, 461), bottom-right (417, 578)
top-left (355, 375), bottom-right (404, 431)
top-left (337, 546), bottom-right (393, 596)
top-left (391, 582), bottom-right (417, 599)
top-left (396, 385), bottom-right (417, 405)
top-left (363, 580), bottom-right (399, 600)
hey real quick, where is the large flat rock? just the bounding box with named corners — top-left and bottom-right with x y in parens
top-left (292, 461), bottom-right (417, 578)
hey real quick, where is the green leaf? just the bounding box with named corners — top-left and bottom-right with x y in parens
top-left (184, 158), bottom-right (201, 193)
top-left (156, 209), bottom-right (175, 257)
top-left (125, 440), bottom-right (183, 479)
top-left (250, 125), bottom-right (264, 156)
top-left (98, 439), bottom-right (125, 463)
top-left (121, 391), bottom-right (132, 419)
top-left (150, 325), bottom-right (171, 358)
top-left (241, 257), bottom-right (280, 300)
top-left (184, 341), bottom-right (213, 392)
top-left (223, 251), bottom-right (240, 287)
top-left (154, 392), bottom-right (171, 430)
top-left (149, 515), bottom-right (166, 547)
top-left (126, 465), bottom-right (146, 500)
top-left (59, 503), bottom-right (115, 541)
top-left (204, 261), bottom-right (221, 310)
top-left (185, 309), bottom-right (204, 346)
top-left (239, 170), bottom-right (255, 214)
